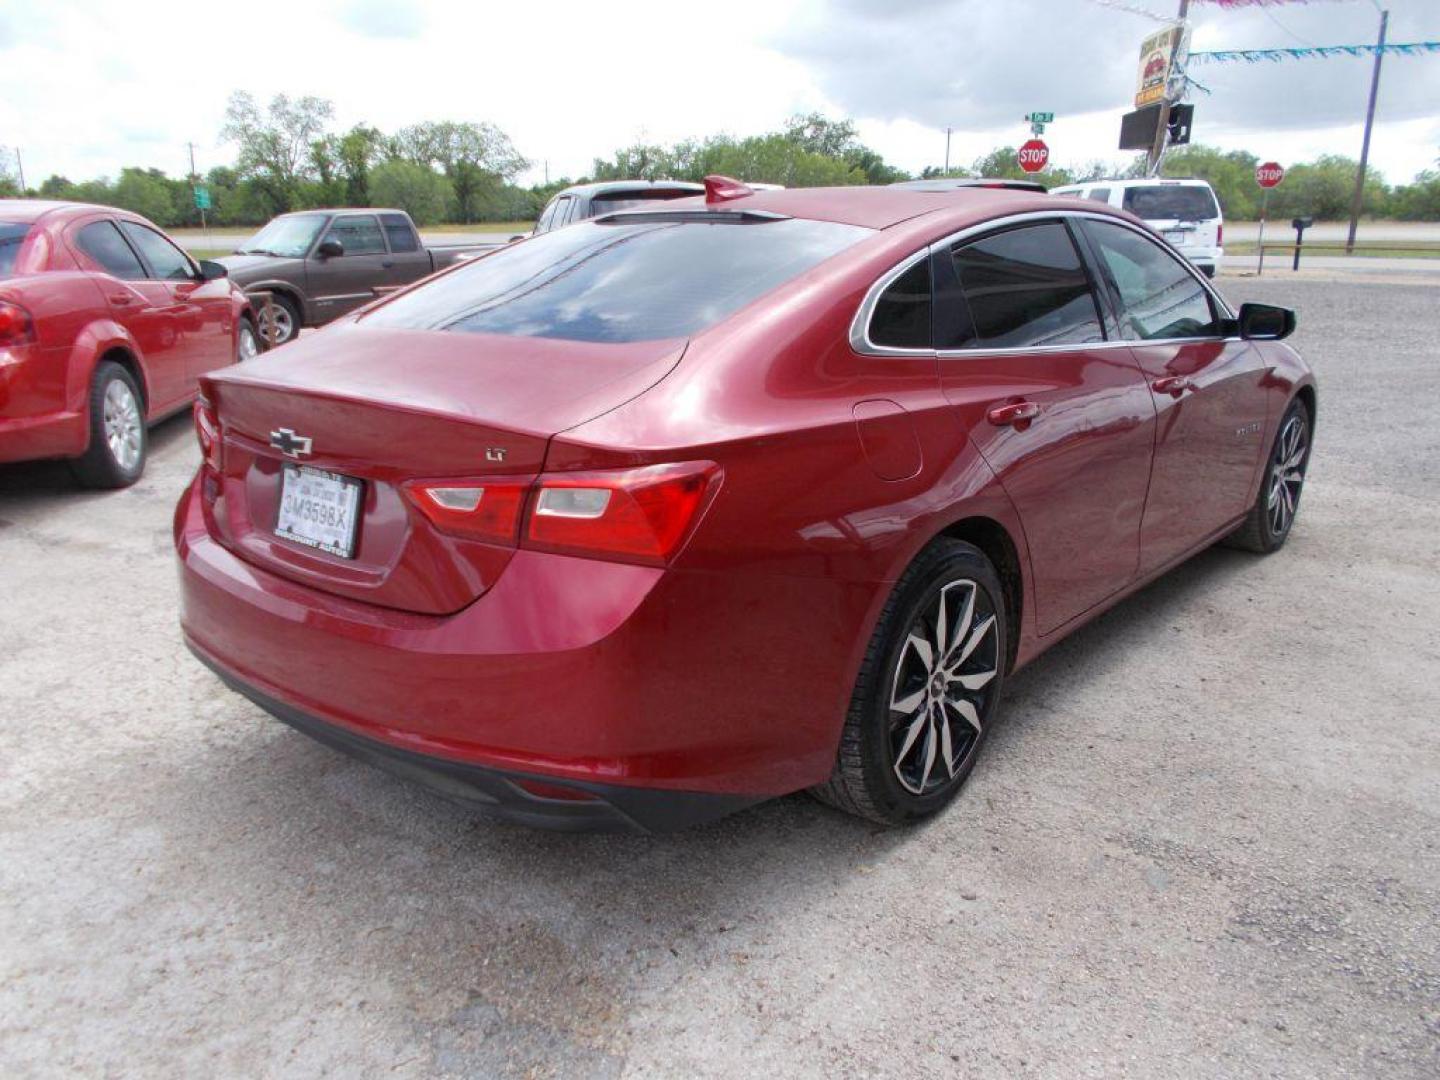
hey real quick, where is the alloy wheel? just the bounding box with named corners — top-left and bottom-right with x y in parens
top-left (262, 304), bottom-right (294, 345)
top-left (888, 578), bottom-right (1000, 796)
top-left (238, 322), bottom-right (260, 360)
top-left (1267, 412), bottom-right (1308, 537)
top-left (103, 378), bottom-right (142, 472)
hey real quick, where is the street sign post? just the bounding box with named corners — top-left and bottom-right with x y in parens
top-left (1017, 139), bottom-right (1049, 174)
top-left (193, 185), bottom-right (211, 210)
top-left (1254, 162), bottom-right (1285, 276)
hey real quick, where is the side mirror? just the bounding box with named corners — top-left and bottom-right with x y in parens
top-left (198, 259), bottom-right (228, 281)
top-left (316, 238), bottom-right (344, 258)
top-left (1237, 301), bottom-right (1296, 341)
top-left (508, 234), bottom-right (526, 243)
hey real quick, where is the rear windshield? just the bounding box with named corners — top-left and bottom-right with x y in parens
top-left (1122, 186), bottom-right (1219, 221)
top-left (0, 222), bottom-right (31, 278)
top-left (591, 191), bottom-right (698, 215)
top-left (363, 216), bottom-right (870, 343)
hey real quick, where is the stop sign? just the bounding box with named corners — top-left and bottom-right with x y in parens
top-left (1017, 139), bottom-right (1049, 174)
top-left (1255, 161), bottom-right (1285, 189)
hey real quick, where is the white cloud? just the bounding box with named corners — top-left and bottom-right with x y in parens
top-left (0, 0), bottom-right (1435, 191)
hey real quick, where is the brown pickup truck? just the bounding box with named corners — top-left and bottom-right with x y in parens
top-left (219, 208), bottom-right (498, 344)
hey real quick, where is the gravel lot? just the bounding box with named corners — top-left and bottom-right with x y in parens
top-left (1, 274), bottom-right (1437, 1078)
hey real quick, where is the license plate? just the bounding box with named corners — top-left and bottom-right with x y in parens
top-left (1165, 230), bottom-right (1188, 245)
top-left (275, 465), bottom-right (363, 558)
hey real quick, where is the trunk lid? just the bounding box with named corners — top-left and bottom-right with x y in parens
top-left (202, 322), bottom-right (684, 614)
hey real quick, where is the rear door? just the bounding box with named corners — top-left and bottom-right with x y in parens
top-left (935, 218), bottom-right (1156, 635)
top-left (71, 218), bottom-right (191, 412)
top-left (118, 220), bottom-right (233, 381)
top-left (306, 214), bottom-right (390, 319)
top-left (1077, 217), bottom-right (1267, 571)
top-left (378, 213), bottom-right (433, 286)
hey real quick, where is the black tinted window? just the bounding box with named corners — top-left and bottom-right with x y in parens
top-left (324, 215), bottom-right (385, 255)
top-left (949, 222), bottom-right (1103, 349)
top-left (1087, 188), bottom-right (1111, 203)
top-left (868, 259), bottom-right (931, 349)
top-left (1081, 220), bottom-right (1219, 341)
top-left (380, 213), bottom-right (418, 253)
top-left (0, 222), bottom-right (30, 279)
top-left (76, 221), bottom-right (145, 280)
top-left (365, 217), bottom-right (870, 343)
top-left (119, 221), bottom-right (193, 281)
top-left (1122, 186), bottom-right (1219, 221)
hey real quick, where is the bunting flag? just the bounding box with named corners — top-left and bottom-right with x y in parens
top-left (1190, 41), bottom-right (1440, 64)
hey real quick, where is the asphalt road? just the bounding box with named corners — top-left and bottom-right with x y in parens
top-left (1, 275), bottom-right (1437, 1078)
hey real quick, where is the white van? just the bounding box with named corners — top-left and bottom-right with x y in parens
top-left (1051, 178), bottom-right (1224, 277)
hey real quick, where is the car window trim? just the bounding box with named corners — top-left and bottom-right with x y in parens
top-left (850, 209), bottom-right (1235, 359)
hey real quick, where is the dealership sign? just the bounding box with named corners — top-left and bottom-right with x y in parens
top-left (1135, 23), bottom-right (1189, 108)
top-left (1255, 162), bottom-right (1285, 189)
top-left (1017, 139), bottom-right (1049, 174)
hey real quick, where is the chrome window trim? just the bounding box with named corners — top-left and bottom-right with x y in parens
top-left (849, 209), bottom-right (1236, 359)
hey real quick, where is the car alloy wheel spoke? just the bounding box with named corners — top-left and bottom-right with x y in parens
top-left (1267, 414), bottom-right (1307, 537)
top-left (890, 577), bottom-right (999, 796)
top-left (103, 381), bottom-right (140, 469)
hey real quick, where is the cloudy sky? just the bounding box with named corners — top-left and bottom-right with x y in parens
top-left (0, 0), bottom-right (1436, 189)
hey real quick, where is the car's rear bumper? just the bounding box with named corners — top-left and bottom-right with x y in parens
top-left (176, 473), bottom-right (869, 821)
top-left (188, 642), bottom-right (759, 832)
top-left (0, 409), bottom-right (86, 463)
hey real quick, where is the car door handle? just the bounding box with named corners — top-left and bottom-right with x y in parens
top-left (108, 292), bottom-right (135, 306)
top-left (1152, 376), bottom-right (1195, 396)
top-left (381, 260), bottom-right (395, 268)
top-left (987, 401), bottom-right (1041, 426)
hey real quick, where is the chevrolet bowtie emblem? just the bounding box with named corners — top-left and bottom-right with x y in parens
top-left (270, 428), bottom-right (313, 458)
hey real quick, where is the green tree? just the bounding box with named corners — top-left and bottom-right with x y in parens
top-left (221, 91), bottom-right (336, 213)
top-left (112, 167), bottom-right (178, 225)
top-left (337, 123), bottom-right (387, 206)
top-left (1160, 144), bottom-right (1262, 218)
top-left (368, 159), bottom-right (453, 226)
top-left (392, 121), bottom-right (528, 222)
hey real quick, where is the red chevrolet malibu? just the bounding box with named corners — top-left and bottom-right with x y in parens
top-left (176, 179), bottom-right (1315, 831)
top-left (0, 200), bottom-right (258, 487)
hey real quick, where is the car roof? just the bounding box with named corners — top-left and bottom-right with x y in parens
top-left (557, 180), bottom-right (706, 198)
top-left (1071, 178), bottom-right (1215, 189)
top-left (273, 207), bottom-right (408, 217)
top-left (0, 199), bottom-right (157, 226)
top-left (655, 184), bottom-right (1083, 231)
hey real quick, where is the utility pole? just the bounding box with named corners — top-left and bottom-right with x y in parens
top-left (14, 147), bottom-right (25, 193)
top-left (1346, 8), bottom-right (1388, 253)
top-left (187, 141), bottom-right (208, 235)
top-left (1148, 0), bottom-right (1190, 177)
top-left (944, 127), bottom-right (952, 174)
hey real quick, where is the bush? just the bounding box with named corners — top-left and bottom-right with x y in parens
top-left (367, 160), bottom-right (453, 226)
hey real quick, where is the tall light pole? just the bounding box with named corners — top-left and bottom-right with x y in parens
top-left (944, 127), bottom-right (952, 174)
top-left (1148, 0), bottom-right (1190, 176)
top-left (13, 147), bottom-right (25, 193)
top-left (1346, 8), bottom-right (1388, 253)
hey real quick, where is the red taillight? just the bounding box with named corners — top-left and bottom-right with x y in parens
top-left (0, 300), bottom-right (35, 347)
top-left (523, 461), bottom-right (720, 566)
top-left (405, 479), bottom-right (530, 545)
top-left (1217, 223), bottom-right (1224, 246)
top-left (193, 398), bottom-right (222, 471)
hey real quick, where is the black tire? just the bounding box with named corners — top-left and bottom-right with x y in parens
top-left (70, 360), bottom-right (146, 489)
top-left (236, 314), bottom-right (262, 361)
top-left (1200, 264), bottom-right (1216, 279)
top-left (811, 538), bottom-right (1008, 826)
top-left (1224, 397), bottom-right (1312, 554)
top-left (259, 294), bottom-right (300, 346)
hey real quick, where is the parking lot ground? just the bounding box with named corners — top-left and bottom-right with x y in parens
top-left (1, 275), bottom-right (1437, 1078)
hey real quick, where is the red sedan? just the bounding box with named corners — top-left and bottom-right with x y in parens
top-left (0, 200), bottom-right (258, 487)
top-left (176, 179), bottom-right (1315, 831)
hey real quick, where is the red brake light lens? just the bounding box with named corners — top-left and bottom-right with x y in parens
top-left (405, 480), bottom-right (530, 545)
top-left (0, 301), bottom-right (35, 347)
top-left (1217, 222), bottom-right (1224, 246)
top-left (193, 398), bottom-right (222, 471)
top-left (523, 462), bottom-right (720, 565)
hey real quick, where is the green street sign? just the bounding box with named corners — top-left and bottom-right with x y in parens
top-left (193, 185), bottom-right (211, 210)
top-left (1025, 112), bottom-right (1055, 123)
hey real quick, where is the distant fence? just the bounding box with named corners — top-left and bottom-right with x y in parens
top-left (1253, 241), bottom-right (1440, 273)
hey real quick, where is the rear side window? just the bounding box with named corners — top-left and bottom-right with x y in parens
top-left (1122, 186), bottom-right (1219, 221)
top-left (0, 222), bottom-right (31, 279)
top-left (868, 259), bottom-right (932, 349)
top-left (364, 217), bottom-right (871, 344)
top-left (1087, 188), bottom-right (1112, 203)
top-left (535, 199), bottom-right (560, 234)
top-left (380, 213), bottom-right (419, 253)
top-left (75, 221), bottom-right (145, 280)
top-left (1080, 219), bottom-right (1219, 341)
top-left (119, 221), bottom-right (194, 281)
top-left (324, 215), bottom-right (386, 255)
top-left (592, 190), bottom-right (698, 215)
top-left (948, 222), bottom-right (1103, 349)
